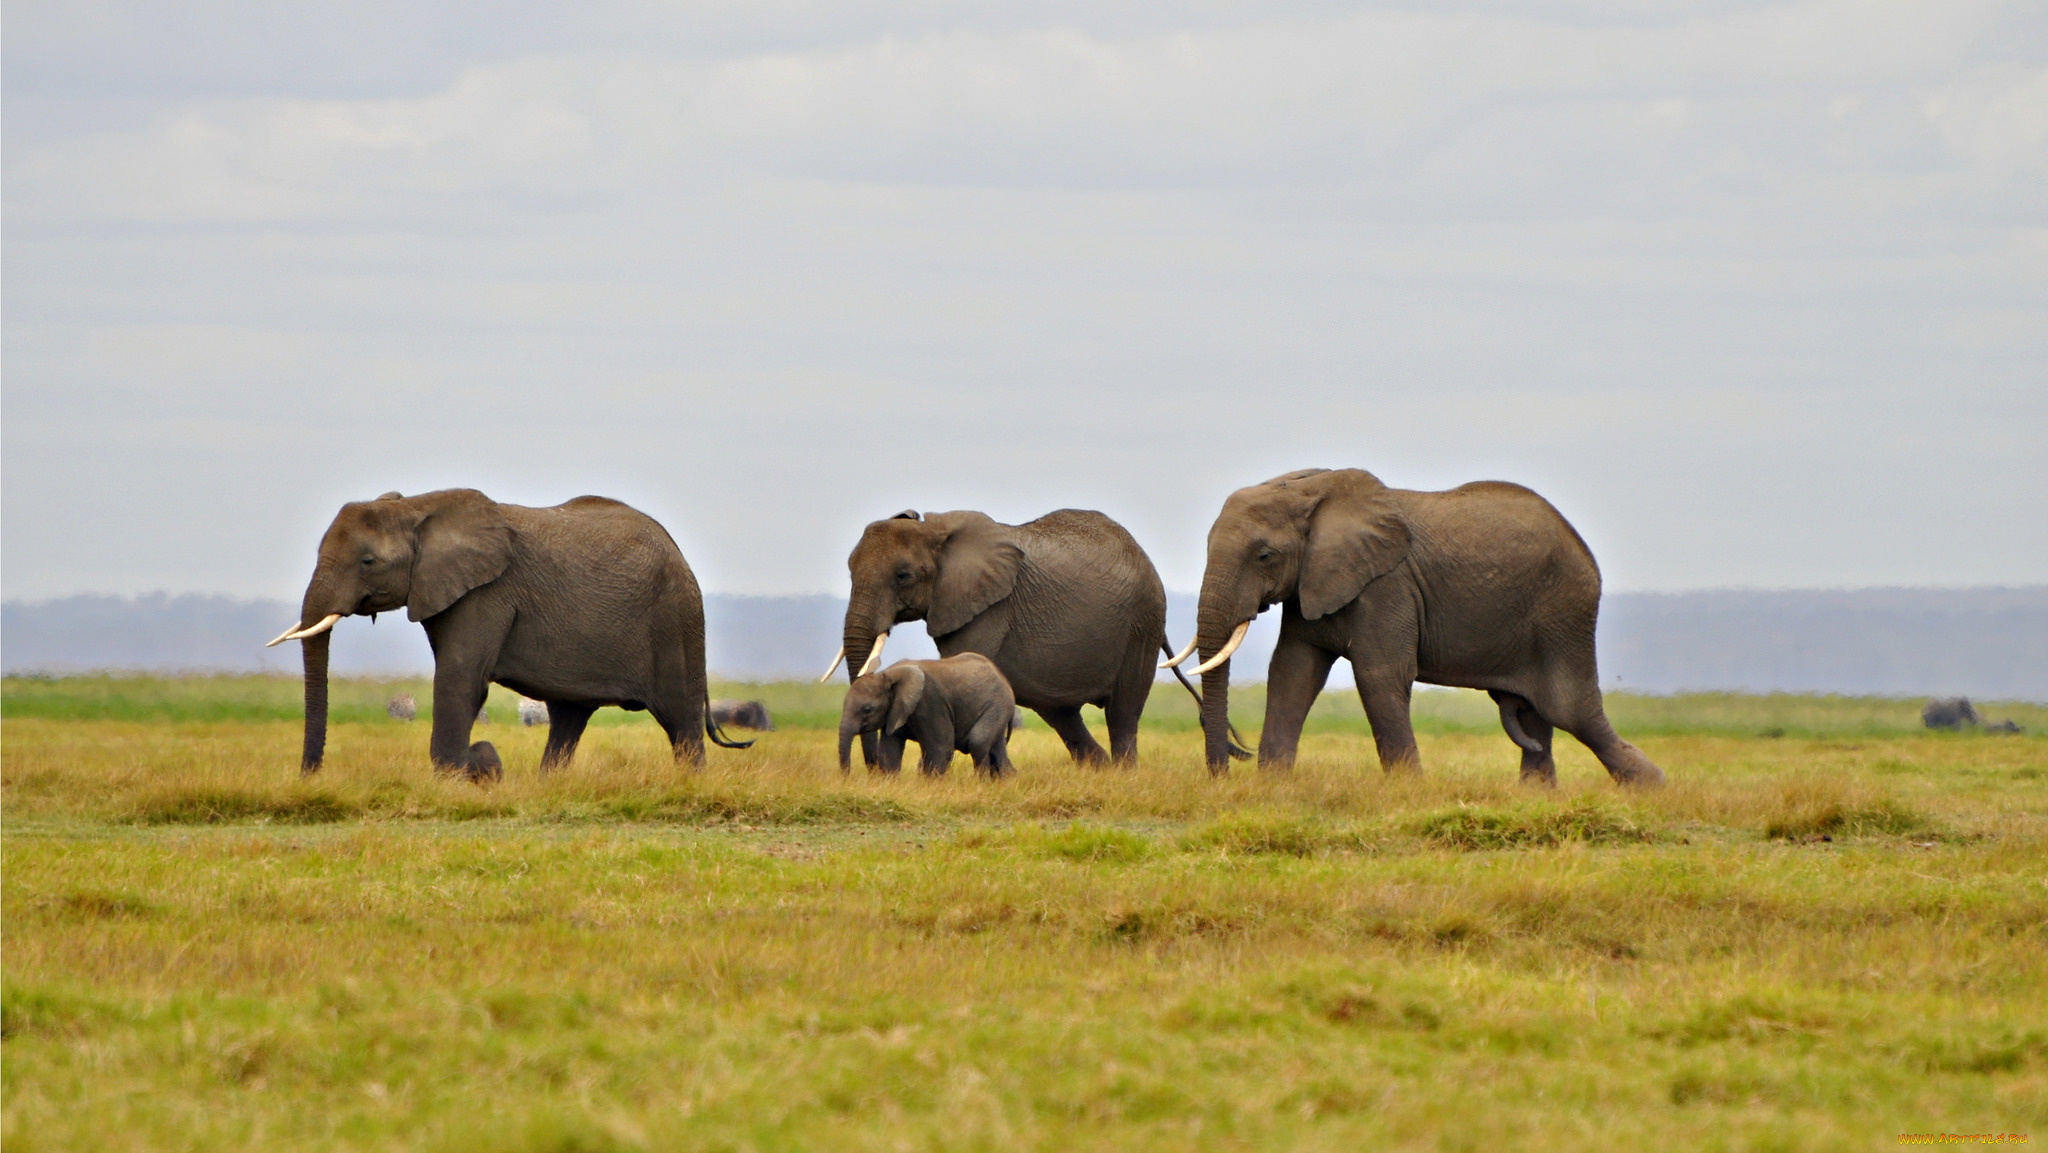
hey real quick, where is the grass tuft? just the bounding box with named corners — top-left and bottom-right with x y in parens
top-left (1653, 993), bottom-right (1841, 1047)
top-left (1763, 796), bottom-right (1934, 841)
top-left (589, 790), bottom-right (912, 826)
top-left (132, 786), bottom-right (360, 825)
top-left (1028, 824), bottom-right (1156, 863)
top-left (1900, 1028), bottom-right (2048, 1074)
top-left (1414, 796), bottom-right (1654, 849)
top-left (47, 891), bottom-right (161, 919)
top-left (1178, 812), bottom-right (1364, 856)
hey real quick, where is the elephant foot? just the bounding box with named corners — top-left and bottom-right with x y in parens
top-left (1602, 742), bottom-right (1666, 789)
top-left (1518, 767), bottom-right (1558, 789)
top-left (468, 742), bottom-right (504, 784)
top-left (1613, 764), bottom-right (1665, 789)
top-left (435, 741), bottom-right (503, 785)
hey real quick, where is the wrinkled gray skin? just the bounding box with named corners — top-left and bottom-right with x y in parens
top-left (841, 509), bottom-right (1166, 766)
top-left (1195, 469), bottom-right (1664, 788)
top-left (838, 655), bottom-right (1016, 777)
top-left (286, 489), bottom-right (749, 781)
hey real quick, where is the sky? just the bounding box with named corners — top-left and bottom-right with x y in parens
top-left (4, 0), bottom-right (2044, 603)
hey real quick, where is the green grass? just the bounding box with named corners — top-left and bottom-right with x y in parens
top-left (9, 673), bottom-right (2044, 738)
top-left (4, 676), bottom-right (2046, 1151)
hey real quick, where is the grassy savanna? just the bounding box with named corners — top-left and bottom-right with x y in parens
top-left (4, 677), bottom-right (2045, 1151)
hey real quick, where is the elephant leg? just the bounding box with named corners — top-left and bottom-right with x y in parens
top-left (966, 709), bottom-right (1014, 777)
top-left (984, 737), bottom-right (1015, 778)
top-left (1558, 707), bottom-right (1665, 788)
top-left (649, 694), bottom-right (706, 769)
top-left (1519, 677), bottom-right (1665, 788)
top-left (429, 662), bottom-right (501, 783)
top-left (1258, 637), bottom-right (1337, 771)
top-left (1353, 666), bottom-right (1421, 774)
top-left (1039, 706), bottom-right (1108, 767)
top-left (875, 732), bottom-right (907, 774)
top-left (1490, 691), bottom-right (1555, 787)
top-left (538, 701), bottom-right (597, 774)
top-left (918, 716), bottom-right (957, 777)
top-left (1104, 654), bottom-right (1155, 765)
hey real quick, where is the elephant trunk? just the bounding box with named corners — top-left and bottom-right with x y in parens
top-left (841, 597), bottom-right (893, 683)
top-left (838, 720), bottom-right (861, 772)
top-left (842, 597), bottom-right (893, 767)
top-left (301, 628), bottom-right (331, 774)
top-left (294, 568), bottom-right (350, 774)
top-left (1200, 654), bottom-right (1233, 773)
top-left (1196, 573), bottom-right (1249, 774)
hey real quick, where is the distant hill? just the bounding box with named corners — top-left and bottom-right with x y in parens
top-left (0, 593), bottom-right (943, 681)
top-left (4, 587), bottom-right (2043, 700)
top-left (1595, 587), bottom-right (2048, 699)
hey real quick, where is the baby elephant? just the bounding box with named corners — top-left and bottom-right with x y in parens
top-left (838, 654), bottom-right (1016, 777)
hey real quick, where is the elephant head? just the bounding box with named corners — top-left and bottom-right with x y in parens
top-left (837, 664), bottom-right (928, 771)
top-left (268, 489), bottom-right (514, 772)
top-left (1193, 469), bottom-right (1411, 770)
top-left (828, 510), bottom-right (1022, 685)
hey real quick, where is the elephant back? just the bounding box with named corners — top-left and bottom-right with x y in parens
top-left (1013, 509), bottom-right (1162, 597)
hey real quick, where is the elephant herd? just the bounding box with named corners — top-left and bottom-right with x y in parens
top-left (269, 469), bottom-right (1665, 788)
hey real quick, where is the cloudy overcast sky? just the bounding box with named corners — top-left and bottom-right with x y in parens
top-left (5, 0), bottom-right (2043, 602)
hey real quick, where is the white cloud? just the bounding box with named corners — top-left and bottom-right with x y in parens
top-left (3, 1), bottom-right (2043, 599)
top-left (11, 2), bottom-right (2035, 223)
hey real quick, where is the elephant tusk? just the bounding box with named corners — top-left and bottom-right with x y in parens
top-left (292, 614), bottom-right (344, 641)
top-left (855, 632), bottom-right (890, 677)
top-left (265, 614), bottom-right (342, 647)
top-left (1159, 636), bottom-right (1199, 669)
top-left (818, 647), bottom-right (845, 683)
top-left (1189, 620), bottom-right (1250, 676)
top-left (265, 622), bottom-right (303, 648)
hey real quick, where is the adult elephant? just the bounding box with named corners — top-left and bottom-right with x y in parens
top-left (267, 489), bottom-right (751, 780)
top-left (1174, 469), bottom-right (1664, 787)
top-left (823, 508), bottom-right (1228, 766)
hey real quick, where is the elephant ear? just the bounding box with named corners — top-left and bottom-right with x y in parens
top-left (1299, 471), bottom-right (1411, 621)
top-left (925, 512), bottom-right (1023, 638)
top-left (407, 490), bottom-right (515, 622)
top-left (884, 664), bottom-right (928, 734)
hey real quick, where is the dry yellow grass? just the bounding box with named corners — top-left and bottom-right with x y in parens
top-left (4, 692), bottom-right (2046, 1152)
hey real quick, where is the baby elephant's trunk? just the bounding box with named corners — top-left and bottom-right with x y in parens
top-left (837, 721), bottom-right (863, 772)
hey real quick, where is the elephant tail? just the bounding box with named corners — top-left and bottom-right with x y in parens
top-left (705, 690), bottom-right (756, 750)
top-left (1162, 640), bottom-right (1254, 761)
top-left (1490, 691), bottom-right (1547, 754)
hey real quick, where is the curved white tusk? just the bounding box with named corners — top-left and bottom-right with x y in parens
top-left (1189, 620), bottom-right (1251, 676)
top-left (1159, 636), bottom-right (1199, 669)
top-left (855, 632), bottom-right (890, 677)
top-left (266, 613), bottom-right (343, 647)
top-left (265, 622), bottom-right (303, 648)
top-left (818, 647), bottom-right (846, 684)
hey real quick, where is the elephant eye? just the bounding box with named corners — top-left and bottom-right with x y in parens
top-left (360, 555), bottom-right (376, 568)
top-left (895, 567), bottom-right (914, 586)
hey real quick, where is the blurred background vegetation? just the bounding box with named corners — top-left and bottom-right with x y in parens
top-left (4, 673), bottom-right (2040, 739)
